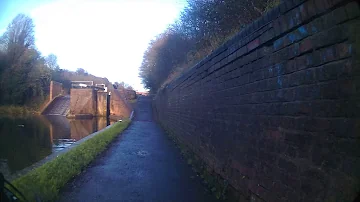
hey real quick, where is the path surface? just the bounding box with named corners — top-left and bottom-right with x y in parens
top-left (59, 96), bottom-right (217, 202)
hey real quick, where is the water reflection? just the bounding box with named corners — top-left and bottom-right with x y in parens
top-left (0, 116), bottom-right (52, 178)
top-left (0, 115), bottom-right (111, 178)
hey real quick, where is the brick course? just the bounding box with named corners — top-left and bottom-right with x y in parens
top-left (154, 0), bottom-right (360, 201)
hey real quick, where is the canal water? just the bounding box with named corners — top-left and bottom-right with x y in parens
top-left (0, 115), bottom-right (113, 179)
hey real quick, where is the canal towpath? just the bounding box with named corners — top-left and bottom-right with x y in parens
top-left (59, 96), bottom-right (218, 202)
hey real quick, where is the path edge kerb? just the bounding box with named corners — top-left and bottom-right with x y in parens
top-left (9, 113), bottom-right (133, 182)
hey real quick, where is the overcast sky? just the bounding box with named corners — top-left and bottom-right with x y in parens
top-left (0, 0), bottom-right (187, 91)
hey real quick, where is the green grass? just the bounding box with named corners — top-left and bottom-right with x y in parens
top-left (0, 106), bottom-right (35, 117)
top-left (10, 120), bottom-right (131, 201)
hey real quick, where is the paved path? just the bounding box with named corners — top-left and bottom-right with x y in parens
top-left (59, 96), bottom-right (217, 202)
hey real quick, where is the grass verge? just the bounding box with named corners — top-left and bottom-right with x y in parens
top-left (10, 120), bottom-right (131, 201)
top-left (0, 106), bottom-right (36, 117)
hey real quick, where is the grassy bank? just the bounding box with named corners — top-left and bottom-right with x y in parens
top-left (0, 106), bottom-right (36, 117)
top-left (10, 120), bottom-right (130, 201)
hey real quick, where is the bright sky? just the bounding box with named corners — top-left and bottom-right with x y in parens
top-left (0, 0), bottom-right (187, 91)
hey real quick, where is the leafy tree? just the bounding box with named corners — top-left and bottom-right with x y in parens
top-left (0, 14), bottom-right (50, 106)
top-left (113, 81), bottom-right (133, 91)
top-left (0, 14), bottom-right (112, 106)
top-left (75, 68), bottom-right (88, 75)
top-left (45, 54), bottom-right (59, 70)
top-left (0, 14), bottom-right (35, 66)
top-left (125, 85), bottom-right (134, 91)
top-left (139, 30), bottom-right (193, 91)
top-left (139, 0), bottom-right (280, 92)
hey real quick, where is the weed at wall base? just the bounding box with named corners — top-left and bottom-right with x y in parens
top-left (158, 122), bottom-right (245, 202)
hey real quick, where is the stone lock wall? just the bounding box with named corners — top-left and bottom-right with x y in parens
top-left (70, 89), bottom-right (96, 116)
top-left (97, 92), bottom-right (108, 117)
top-left (49, 81), bottom-right (63, 100)
top-left (109, 89), bottom-right (132, 119)
top-left (154, 0), bottom-right (360, 201)
top-left (70, 88), bottom-right (131, 118)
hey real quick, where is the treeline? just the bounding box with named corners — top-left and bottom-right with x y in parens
top-left (139, 0), bottom-right (279, 92)
top-left (0, 14), bottom-right (110, 108)
top-left (113, 81), bottom-right (134, 91)
top-left (0, 14), bottom-right (51, 107)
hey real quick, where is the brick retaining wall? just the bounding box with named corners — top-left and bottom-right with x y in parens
top-left (154, 0), bottom-right (360, 201)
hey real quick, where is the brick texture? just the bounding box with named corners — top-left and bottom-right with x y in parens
top-left (153, 1), bottom-right (360, 201)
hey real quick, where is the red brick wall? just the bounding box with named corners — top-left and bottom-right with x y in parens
top-left (154, 1), bottom-right (360, 201)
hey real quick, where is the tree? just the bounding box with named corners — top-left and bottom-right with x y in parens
top-left (0, 13), bottom-right (111, 106)
top-left (113, 81), bottom-right (133, 91)
top-left (139, 0), bottom-right (280, 92)
top-left (126, 85), bottom-right (134, 91)
top-left (45, 54), bottom-right (59, 70)
top-left (0, 14), bottom-right (51, 106)
top-left (0, 14), bottom-right (35, 66)
top-left (75, 68), bottom-right (88, 75)
top-left (113, 82), bottom-right (120, 89)
top-left (139, 30), bottom-right (193, 91)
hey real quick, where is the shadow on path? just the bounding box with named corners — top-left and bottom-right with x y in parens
top-left (59, 96), bottom-right (218, 202)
